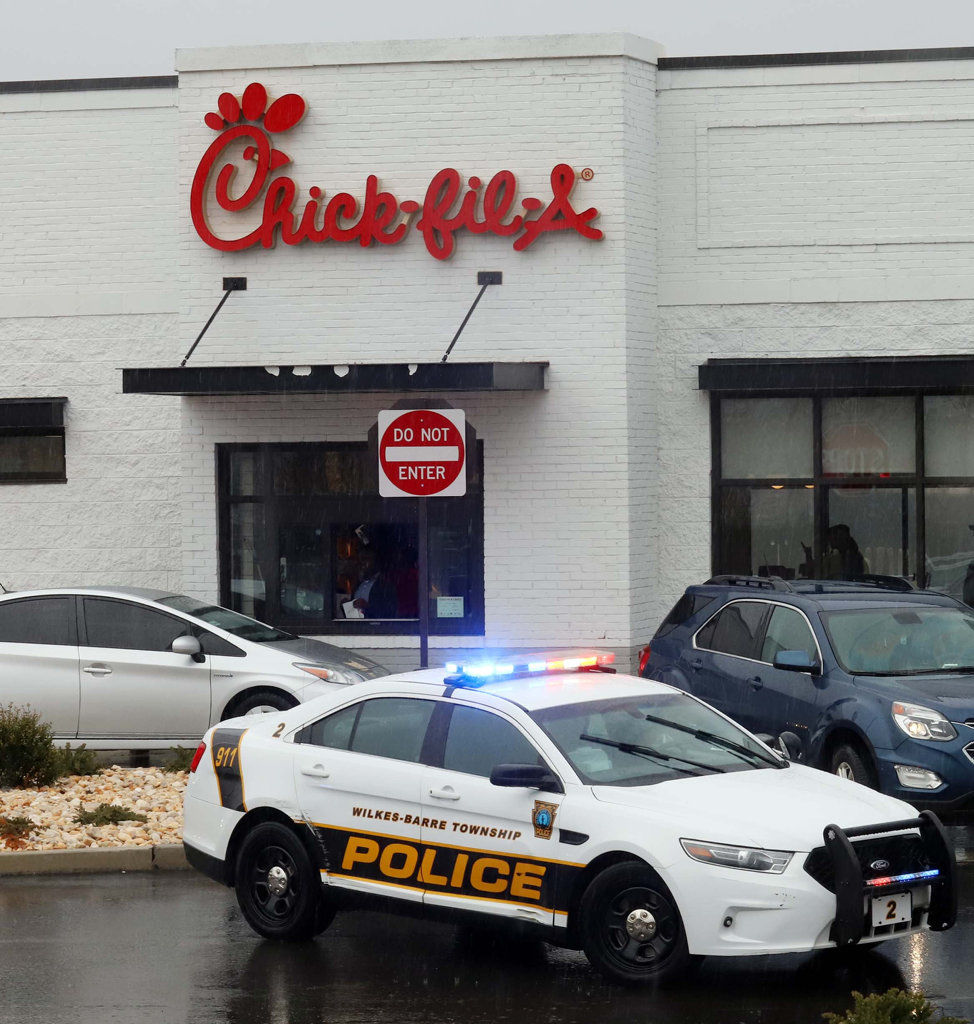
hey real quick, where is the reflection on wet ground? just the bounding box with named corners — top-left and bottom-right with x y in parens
top-left (0, 853), bottom-right (971, 1024)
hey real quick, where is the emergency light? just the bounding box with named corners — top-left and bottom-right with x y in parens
top-left (444, 651), bottom-right (615, 683)
top-left (865, 868), bottom-right (940, 888)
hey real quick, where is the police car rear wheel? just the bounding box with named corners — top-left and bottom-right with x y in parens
top-left (580, 862), bottom-right (691, 985)
top-left (235, 822), bottom-right (320, 941)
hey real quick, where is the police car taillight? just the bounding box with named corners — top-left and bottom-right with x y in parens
top-left (445, 651), bottom-right (615, 682)
top-left (189, 741), bottom-right (207, 774)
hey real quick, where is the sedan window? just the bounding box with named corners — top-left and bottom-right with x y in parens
top-left (0, 596), bottom-right (75, 646)
top-left (442, 706), bottom-right (544, 778)
top-left (82, 598), bottom-right (189, 653)
top-left (305, 698), bottom-right (437, 764)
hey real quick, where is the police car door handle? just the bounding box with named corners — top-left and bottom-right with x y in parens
top-left (749, 675), bottom-right (763, 690)
top-left (300, 764), bottom-right (330, 779)
top-left (429, 786), bottom-right (461, 801)
top-left (82, 664), bottom-right (112, 676)
top-left (690, 657), bottom-right (703, 671)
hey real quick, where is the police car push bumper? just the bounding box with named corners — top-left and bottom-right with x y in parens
top-left (181, 654), bottom-right (958, 984)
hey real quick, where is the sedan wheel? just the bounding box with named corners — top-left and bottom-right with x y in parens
top-left (580, 862), bottom-right (692, 985)
top-left (235, 822), bottom-right (321, 940)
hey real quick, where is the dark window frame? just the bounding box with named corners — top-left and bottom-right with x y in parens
top-left (217, 440), bottom-right (485, 636)
top-left (710, 390), bottom-right (974, 588)
top-left (0, 398), bottom-right (67, 484)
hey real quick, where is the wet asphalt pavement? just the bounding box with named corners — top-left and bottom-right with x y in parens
top-left (1, 859), bottom-right (973, 1024)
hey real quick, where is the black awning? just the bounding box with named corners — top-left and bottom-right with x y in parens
top-left (699, 356), bottom-right (974, 394)
top-left (122, 362), bottom-right (547, 396)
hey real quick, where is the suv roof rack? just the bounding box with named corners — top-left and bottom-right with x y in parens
top-left (792, 575), bottom-right (916, 595)
top-left (704, 575), bottom-right (795, 593)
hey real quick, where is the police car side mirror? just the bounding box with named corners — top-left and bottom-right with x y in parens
top-left (489, 764), bottom-right (564, 794)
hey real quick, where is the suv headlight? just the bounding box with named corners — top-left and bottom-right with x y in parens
top-left (293, 663), bottom-right (356, 685)
top-left (892, 701), bottom-right (957, 742)
top-left (680, 839), bottom-right (792, 873)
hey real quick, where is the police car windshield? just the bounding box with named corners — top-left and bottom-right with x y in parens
top-left (157, 595), bottom-right (295, 643)
top-left (532, 693), bottom-right (775, 787)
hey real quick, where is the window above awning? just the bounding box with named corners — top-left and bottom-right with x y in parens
top-left (699, 356), bottom-right (974, 394)
top-left (122, 362), bottom-right (547, 396)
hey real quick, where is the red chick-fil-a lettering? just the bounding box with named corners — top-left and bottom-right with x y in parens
top-left (189, 86), bottom-right (603, 259)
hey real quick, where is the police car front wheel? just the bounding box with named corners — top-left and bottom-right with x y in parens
top-left (579, 862), bottom-right (693, 985)
top-left (234, 822), bottom-right (324, 941)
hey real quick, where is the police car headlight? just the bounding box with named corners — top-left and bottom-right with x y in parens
top-left (891, 701), bottom-right (957, 742)
top-left (294, 663), bottom-right (356, 685)
top-left (681, 839), bottom-right (793, 873)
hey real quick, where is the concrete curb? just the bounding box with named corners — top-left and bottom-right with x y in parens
top-left (0, 844), bottom-right (189, 876)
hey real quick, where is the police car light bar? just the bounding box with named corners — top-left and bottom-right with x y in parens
top-left (444, 651), bottom-right (615, 682)
top-left (865, 868), bottom-right (940, 888)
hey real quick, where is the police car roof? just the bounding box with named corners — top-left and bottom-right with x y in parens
top-left (391, 668), bottom-right (676, 713)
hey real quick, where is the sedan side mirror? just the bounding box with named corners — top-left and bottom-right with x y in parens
top-left (777, 731), bottom-right (803, 762)
top-left (172, 634), bottom-right (205, 663)
top-left (773, 649), bottom-right (820, 675)
top-left (489, 763), bottom-right (564, 794)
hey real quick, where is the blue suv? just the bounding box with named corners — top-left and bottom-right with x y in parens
top-left (641, 576), bottom-right (974, 813)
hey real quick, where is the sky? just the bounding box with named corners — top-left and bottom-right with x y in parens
top-left (3, 0), bottom-right (974, 81)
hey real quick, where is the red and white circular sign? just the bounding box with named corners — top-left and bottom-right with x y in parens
top-left (378, 409), bottom-right (466, 497)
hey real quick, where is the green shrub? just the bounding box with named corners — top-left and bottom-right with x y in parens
top-left (56, 743), bottom-right (100, 778)
top-left (825, 990), bottom-right (968, 1024)
top-left (0, 815), bottom-right (36, 840)
top-left (0, 703), bottom-right (62, 787)
top-left (162, 746), bottom-right (193, 773)
top-left (74, 803), bottom-right (148, 826)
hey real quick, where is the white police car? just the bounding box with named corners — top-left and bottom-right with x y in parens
top-left (182, 653), bottom-right (956, 985)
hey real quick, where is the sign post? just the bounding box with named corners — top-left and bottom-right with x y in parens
top-left (378, 409), bottom-right (466, 667)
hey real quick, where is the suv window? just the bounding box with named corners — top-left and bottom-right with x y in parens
top-left (761, 606), bottom-right (817, 663)
top-left (82, 598), bottom-right (190, 652)
top-left (305, 697), bottom-right (436, 764)
top-left (696, 601), bottom-right (767, 660)
top-left (442, 706), bottom-right (543, 778)
top-left (0, 596), bottom-right (75, 646)
top-left (654, 593), bottom-right (717, 639)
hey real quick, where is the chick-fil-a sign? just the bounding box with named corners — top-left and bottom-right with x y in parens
top-left (190, 83), bottom-right (604, 261)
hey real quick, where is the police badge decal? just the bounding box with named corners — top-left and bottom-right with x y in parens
top-left (532, 800), bottom-right (558, 840)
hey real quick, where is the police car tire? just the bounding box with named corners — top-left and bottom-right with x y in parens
top-left (234, 822), bottom-right (321, 941)
top-left (579, 862), bottom-right (691, 985)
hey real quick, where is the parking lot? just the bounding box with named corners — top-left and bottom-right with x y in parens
top-left (1, 859), bottom-right (972, 1024)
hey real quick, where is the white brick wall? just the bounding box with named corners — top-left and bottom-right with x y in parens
top-left (7, 39), bottom-right (974, 670)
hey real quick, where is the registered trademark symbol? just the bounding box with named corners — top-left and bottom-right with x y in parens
top-left (580, 168), bottom-right (594, 181)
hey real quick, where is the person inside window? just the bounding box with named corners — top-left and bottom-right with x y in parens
top-left (823, 523), bottom-right (868, 579)
top-left (352, 549), bottom-right (397, 619)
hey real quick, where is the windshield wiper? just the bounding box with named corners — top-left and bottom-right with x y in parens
top-left (579, 734), bottom-right (721, 775)
top-left (642, 713), bottom-right (784, 769)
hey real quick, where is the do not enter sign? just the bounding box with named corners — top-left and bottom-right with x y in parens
top-left (378, 409), bottom-right (466, 497)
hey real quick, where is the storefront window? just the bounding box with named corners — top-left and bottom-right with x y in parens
top-left (718, 486), bottom-right (813, 579)
top-left (721, 398), bottom-right (813, 479)
top-left (822, 397), bottom-right (915, 476)
top-left (219, 443), bottom-right (484, 635)
top-left (713, 393), bottom-right (969, 600)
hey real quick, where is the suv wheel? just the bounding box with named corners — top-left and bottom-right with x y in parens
top-left (579, 862), bottom-right (693, 985)
top-left (829, 742), bottom-right (875, 788)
